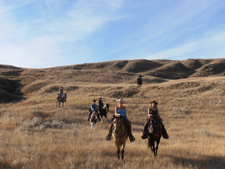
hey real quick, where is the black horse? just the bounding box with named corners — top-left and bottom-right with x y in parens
top-left (56, 93), bottom-right (67, 107)
top-left (99, 103), bottom-right (109, 121)
top-left (147, 117), bottom-right (162, 156)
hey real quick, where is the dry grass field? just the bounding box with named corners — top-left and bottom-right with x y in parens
top-left (0, 59), bottom-right (225, 169)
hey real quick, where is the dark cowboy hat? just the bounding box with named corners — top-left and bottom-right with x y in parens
top-left (150, 100), bottom-right (158, 105)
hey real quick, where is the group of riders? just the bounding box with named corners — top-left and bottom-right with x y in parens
top-left (104, 98), bottom-right (169, 142)
top-left (88, 96), bottom-right (104, 122)
top-left (85, 95), bottom-right (169, 142)
top-left (57, 76), bottom-right (169, 143)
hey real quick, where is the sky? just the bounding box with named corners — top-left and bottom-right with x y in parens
top-left (0, 0), bottom-right (225, 68)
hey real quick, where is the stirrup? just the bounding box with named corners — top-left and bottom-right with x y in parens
top-left (141, 133), bottom-right (148, 139)
top-left (163, 134), bottom-right (169, 139)
top-left (129, 135), bottom-right (135, 142)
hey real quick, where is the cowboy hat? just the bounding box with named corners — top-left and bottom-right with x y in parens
top-left (150, 100), bottom-right (158, 105)
top-left (117, 98), bottom-right (124, 103)
top-left (99, 96), bottom-right (103, 99)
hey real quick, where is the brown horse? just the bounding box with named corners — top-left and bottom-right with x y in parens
top-left (56, 93), bottom-right (67, 107)
top-left (112, 116), bottom-right (128, 160)
top-left (147, 117), bottom-right (162, 157)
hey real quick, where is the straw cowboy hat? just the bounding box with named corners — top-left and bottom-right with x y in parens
top-left (99, 96), bottom-right (103, 99)
top-left (150, 100), bottom-right (158, 105)
top-left (117, 98), bottom-right (124, 103)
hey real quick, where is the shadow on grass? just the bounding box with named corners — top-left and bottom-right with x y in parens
top-left (0, 162), bottom-right (22, 169)
top-left (0, 77), bottom-right (25, 103)
top-left (1, 70), bottom-right (23, 77)
top-left (170, 155), bottom-right (225, 169)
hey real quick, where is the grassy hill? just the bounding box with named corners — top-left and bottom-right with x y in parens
top-left (0, 59), bottom-right (224, 169)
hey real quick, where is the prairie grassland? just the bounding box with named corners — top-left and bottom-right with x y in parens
top-left (0, 76), bottom-right (225, 169)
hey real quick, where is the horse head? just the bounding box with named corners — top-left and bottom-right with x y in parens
top-left (149, 118), bottom-right (162, 138)
top-left (102, 103), bottom-right (109, 111)
top-left (113, 116), bottom-right (124, 136)
top-left (90, 111), bottom-right (97, 122)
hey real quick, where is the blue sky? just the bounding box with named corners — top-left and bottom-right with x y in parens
top-left (0, 0), bottom-right (225, 68)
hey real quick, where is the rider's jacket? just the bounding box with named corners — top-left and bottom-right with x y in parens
top-left (60, 89), bottom-right (63, 94)
top-left (117, 107), bottom-right (126, 117)
top-left (149, 107), bottom-right (159, 117)
top-left (91, 104), bottom-right (97, 111)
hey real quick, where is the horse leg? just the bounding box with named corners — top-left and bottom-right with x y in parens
top-left (62, 101), bottom-right (64, 108)
top-left (149, 139), bottom-right (154, 152)
top-left (116, 144), bottom-right (120, 160)
top-left (93, 122), bottom-right (96, 130)
top-left (155, 139), bottom-right (160, 156)
top-left (121, 149), bottom-right (124, 160)
top-left (154, 141), bottom-right (157, 157)
top-left (91, 122), bottom-right (93, 130)
top-left (121, 143), bottom-right (126, 160)
top-left (117, 150), bottom-right (120, 160)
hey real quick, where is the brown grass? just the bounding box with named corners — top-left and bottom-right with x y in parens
top-left (0, 60), bottom-right (225, 169)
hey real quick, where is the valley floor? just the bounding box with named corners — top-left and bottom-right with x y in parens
top-left (0, 77), bottom-right (225, 169)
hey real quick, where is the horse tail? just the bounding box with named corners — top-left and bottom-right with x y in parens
top-left (65, 93), bottom-right (67, 99)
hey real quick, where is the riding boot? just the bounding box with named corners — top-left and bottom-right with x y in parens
top-left (141, 119), bottom-right (150, 139)
top-left (125, 119), bottom-right (135, 142)
top-left (106, 123), bottom-right (113, 140)
top-left (161, 122), bottom-right (169, 139)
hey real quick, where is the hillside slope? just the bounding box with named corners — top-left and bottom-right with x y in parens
top-left (0, 59), bottom-right (224, 168)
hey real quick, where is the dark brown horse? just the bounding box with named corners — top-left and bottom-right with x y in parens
top-left (147, 117), bottom-right (162, 156)
top-left (56, 93), bottom-right (67, 107)
top-left (137, 76), bottom-right (143, 87)
top-left (99, 103), bottom-right (109, 122)
top-left (112, 116), bottom-right (128, 160)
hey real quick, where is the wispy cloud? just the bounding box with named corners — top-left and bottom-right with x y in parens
top-left (0, 0), bottom-right (126, 68)
top-left (146, 31), bottom-right (225, 60)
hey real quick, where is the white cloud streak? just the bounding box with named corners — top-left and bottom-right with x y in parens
top-left (146, 31), bottom-right (225, 60)
top-left (0, 0), bottom-right (125, 68)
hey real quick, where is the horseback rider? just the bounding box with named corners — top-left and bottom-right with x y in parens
top-left (88, 100), bottom-right (101, 121)
top-left (98, 96), bottom-right (104, 113)
top-left (106, 98), bottom-right (135, 142)
top-left (57, 87), bottom-right (66, 101)
top-left (137, 75), bottom-right (143, 87)
top-left (141, 100), bottom-right (169, 139)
